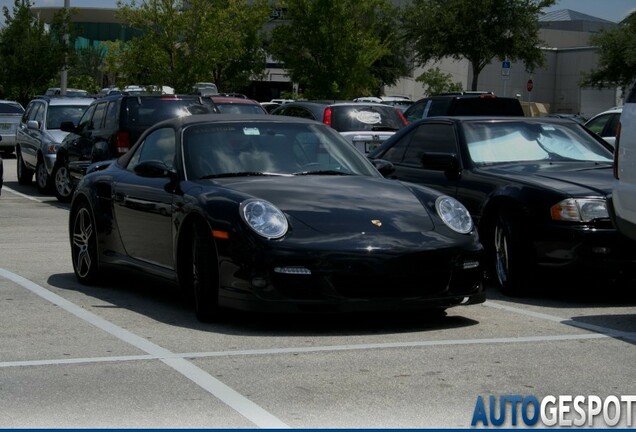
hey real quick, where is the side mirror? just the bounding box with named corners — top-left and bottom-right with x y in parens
top-left (370, 158), bottom-right (396, 176)
top-left (60, 121), bottom-right (76, 133)
top-left (27, 120), bottom-right (39, 130)
top-left (134, 160), bottom-right (176, 179)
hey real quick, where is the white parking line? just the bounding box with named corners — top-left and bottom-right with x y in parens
top-left (0, 268), bottom-right (290, 429)
top-left (2, 186), bottom-right (45, 203)
top-left (484, 300), bottom-right (636, 342)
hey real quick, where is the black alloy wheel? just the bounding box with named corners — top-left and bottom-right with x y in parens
top-left (191, 223), bottom-right (221, 322)
top-left (491, 208), bottom-right (533, 296)
top-left (17, 151), bottom-right (33, 185)
top-left (71, 202), bottom-right (100, 284)
top-left (53, 163), bottom-right (73, 202)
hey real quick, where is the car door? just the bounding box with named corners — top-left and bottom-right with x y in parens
top-left (67, 101), bottom-right (108, 181)
top-left (112, 127), bottom-right (176, 268)
top-left (381, 121), bottom-right (460, 198)
top-left (17, 101), bottom-right (44, 170)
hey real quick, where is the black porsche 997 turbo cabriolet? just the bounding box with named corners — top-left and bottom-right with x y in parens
top-left (69, 114), bottom-right (484, 322)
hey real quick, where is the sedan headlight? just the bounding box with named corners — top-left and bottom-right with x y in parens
top-left (240, 199), bottom-right (288, 239)
top-left (550, 198), bottom-right (608, 222)
top-left (435, 196), bottom-right (473, 234)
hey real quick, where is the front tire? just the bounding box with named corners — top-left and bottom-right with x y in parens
top-left (71, 202), bottom-right (100, 284)
top-left (490, 208), bottom-right (534, 296)
top-left (17, 151), bottom-right (33, 185)
top-left (36, 158), bottom-right (52, 193)
top-left (53, 163), bottom-right (74, 202)
top-left (191, 223), bottom-right (221, 322)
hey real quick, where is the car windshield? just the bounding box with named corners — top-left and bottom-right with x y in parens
top-left (331, 105), bottom-right (404, 132)
top-left (183, 121), bottom-right (381, 180)
top-left (463, 121), bottom-right (614, 165)
top-left (46, 105), bottom-right (90, 129)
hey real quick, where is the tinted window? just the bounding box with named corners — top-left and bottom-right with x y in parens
top-left (0, 102), bottom-right (24, 114)
top-left (330, 105), bottom-right (403, 132)
top-left (216, 103), bottom-right (266, 115)
top-left (104, 101), bottom-right (119, 129)
top-left (77, 104), bottom-right (96, 131)
top-left (402, 123), bottom-right (457, 165)
top-left (426, 99), bottom-right (452, 117)
top-left (404, 100), bottom-right (427, 122)
top-left (127, 127), bottom-right (176, 171)
top-left (90, 102), bottom-right (108, 130)
top-left (450, 98), bottom-right (524, 116)
top-left (124, 98), bottom-right (204, 127)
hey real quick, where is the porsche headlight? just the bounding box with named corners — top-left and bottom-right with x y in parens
top-left (240, 199), bottom-right (288, 239)
top-left (550, 198), bottom-right (608, 222)
top-left (435, 196), bottom-right (473, 234)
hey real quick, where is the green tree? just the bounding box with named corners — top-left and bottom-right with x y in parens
top-left (402, 0), bottom-right (554, 91)
top-left (115, 0), bottom-right (271, 92)
top-left (268, 0), bottom-right (402, 99)
top-left (582, 11), bottom-right (636, 91)
top-left (416, 67), bottom-right (463, 95)
top-left (0, 0), bottom-right (72, 105)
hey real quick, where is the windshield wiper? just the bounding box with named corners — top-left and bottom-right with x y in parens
top-left (293, 170), bottom-right (353, 176)
top-left (199, 171), bottom-right (291, 179)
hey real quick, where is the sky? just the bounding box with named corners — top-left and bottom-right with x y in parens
top-left (0, 0), bottom-right (635, 24)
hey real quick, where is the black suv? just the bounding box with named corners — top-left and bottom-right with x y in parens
top-left (53, 94), bottom-right (214, 202)
top-left (403, 92), bottom-right (524, 123)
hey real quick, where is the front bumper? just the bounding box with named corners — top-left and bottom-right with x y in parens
top-left (216, 233), bottom-right (485, 313)
top-left (532, 222), bottom-right (636, 275)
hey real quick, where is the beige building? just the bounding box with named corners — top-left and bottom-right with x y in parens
top-left (384, 9), bottom-right (621, 119)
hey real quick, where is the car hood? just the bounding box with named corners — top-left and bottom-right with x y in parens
top-left (480, 162), bottom-right (614, 196)
top-left (47, 129), bottom-right (70, 144)
top-left (213, 175), bottom-right (435, 234)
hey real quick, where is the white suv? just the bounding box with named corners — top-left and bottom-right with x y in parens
top-left (610, 82), bottom-right (636, 240)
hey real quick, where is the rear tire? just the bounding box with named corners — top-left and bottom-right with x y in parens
top-left (53, 163), bottom-right (74, 203)
top-left (70, 202), bottom-right (100, 284)
top-left (17, 151), bottom-right (33, 185)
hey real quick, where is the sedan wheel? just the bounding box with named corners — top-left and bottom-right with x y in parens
top-left (491, 209), bottom-right (532, 296)
top-left (191, 224), bottom-right (221, 322)
top-left (36, 159), bottom-right (52, 193)
top-left (17, 152), bottom-right (33, 185)
top-left (53, 164), bottom-right (73, 203)
top-left (71, 203), bottom-right (99, 284)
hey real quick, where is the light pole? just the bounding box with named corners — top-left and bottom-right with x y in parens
top-left (60, 0), bottom-right (70, 95)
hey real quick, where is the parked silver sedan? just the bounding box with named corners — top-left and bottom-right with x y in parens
top-left (0, 100), bottom-right (24, 155)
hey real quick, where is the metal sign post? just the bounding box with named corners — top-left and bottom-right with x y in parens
top-left (501, 60), bottom-right (511, 97)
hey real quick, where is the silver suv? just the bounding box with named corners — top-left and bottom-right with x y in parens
top-left (15, 96), bottom-right (93, 193)
top-left (610, 82), bottom-right (636, 241)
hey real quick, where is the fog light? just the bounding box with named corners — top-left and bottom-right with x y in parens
top-left (274, 266), bottom-right (312, 275)
top-left (592, 247), bottom-right (610, 254)
top-left (251, 277), bottom-right (268, 288)
top-left (461, 260), bottom-right (480, 270)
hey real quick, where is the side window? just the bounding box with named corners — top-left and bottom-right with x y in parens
top-left (586, 114), bottom-right (611, 135)
top-left (381, 131), bottom-right (412, 163)
top-left (77, 104), bottom-right (97, 132)
top-left (33, 102), bottom-right (45, 126)
top-left (603, 113), bottom-right (620, 138)
top-left (104, 101), bottom-right (119, 129)
top-left (89, 102), bottom-right (108, 130)
top-left (21, 102), bottom-right (34, 123)
top-left (127, 128), bottom-right (176, 172)
top-left (286, 107), bottom-right (315, 119)
top-left (402, 123), bottom-right (457, 166)
top-left (405, 101), bottom-right (426, 122)
top-left (426, 99), bottom-right (451, 117)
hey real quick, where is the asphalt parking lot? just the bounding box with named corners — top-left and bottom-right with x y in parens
top-left (1, 154), bottom-right (635, 428)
